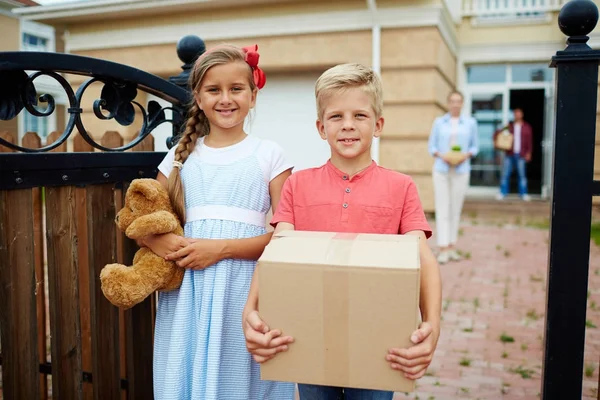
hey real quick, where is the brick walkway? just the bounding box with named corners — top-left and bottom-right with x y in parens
top-left (390, 217), bottom-right (600, 400)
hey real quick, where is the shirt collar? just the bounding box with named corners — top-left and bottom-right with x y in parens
top-left (326, 159), bottom-right (377, 181)
top-left (443, 113), bottom-right (464, 123)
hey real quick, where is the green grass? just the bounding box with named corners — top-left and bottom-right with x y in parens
top-left (500, 332), bottom-right (515, 343)
top-left (509, 365), bottom-right (535, 379)
top-left (592, 223), bottom-right (600, 247)
top-left (459, 358), bottom-right (471, 367)
top-left (585, 363), bottom-right (596, 377)
top-left (586, 320), bottom-right (597, 329)
top-left (525, 219), bottom-right (550, 229)
top-left (526, 309), bottom-right (540, 320)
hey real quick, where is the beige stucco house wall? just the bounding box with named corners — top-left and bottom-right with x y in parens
top-left (14, 0), bottom-right (600, 208)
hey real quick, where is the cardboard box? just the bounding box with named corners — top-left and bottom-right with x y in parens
top-left (259, 231), bottom-right (421, 393)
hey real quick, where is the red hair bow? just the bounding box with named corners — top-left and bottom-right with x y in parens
top-left (242, 44), bottom-right (266, 89)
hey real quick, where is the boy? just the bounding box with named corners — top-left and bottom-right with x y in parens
top-left (243, 63), bottom-right (442, 399)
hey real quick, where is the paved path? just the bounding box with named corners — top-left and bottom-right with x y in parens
top-left (391, 217), bottom-right (600, 400)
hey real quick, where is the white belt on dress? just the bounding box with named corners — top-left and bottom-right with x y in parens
top-left (186, 205), bottom-right (266, 228)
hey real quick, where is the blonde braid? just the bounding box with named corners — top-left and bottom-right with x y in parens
top-left (166, 44), bottom-right (256, 224)
top-left (167, 102), bottom-right (210, 224)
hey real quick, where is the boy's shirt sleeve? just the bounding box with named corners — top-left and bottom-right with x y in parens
top-left (399, 177), bottom-right (433, 238)
top-left (270, 174), bottom-right (295, 228)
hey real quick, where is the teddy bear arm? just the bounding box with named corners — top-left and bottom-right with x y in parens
top-left (125, 211), bottom-right (180, 239)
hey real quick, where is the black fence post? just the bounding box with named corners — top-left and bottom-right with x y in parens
top-left (542, 0), bottom-right (600, 398)
top-left (167, 35), bottom-right (206, 149)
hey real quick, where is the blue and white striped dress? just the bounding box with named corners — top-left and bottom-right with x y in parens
top-left (153, 135), bottom-right (296, 400)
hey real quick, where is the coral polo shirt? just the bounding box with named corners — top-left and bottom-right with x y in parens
top-left (271, 160), bottom-right (432, 237)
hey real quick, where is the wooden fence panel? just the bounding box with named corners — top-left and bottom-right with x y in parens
top-left (131, 133), bottom-right (154, 152)
top-left (22, 132), bottom-right (50, 400)
top-left (46, 186), bottom-right (83, 400)
top-left (0, 131), bottom-right (16, 152)
top-left (47, 131), bottom-right (67, 152)
top-left (73, 132), bottom-right (94, 153)
top-left (0, 189), bottom-right (40, 399)
top-left (86, 185), bottom-right (120, 400)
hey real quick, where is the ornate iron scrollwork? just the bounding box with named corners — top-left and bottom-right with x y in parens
top-left (0, 47), bottom-right (201, 153)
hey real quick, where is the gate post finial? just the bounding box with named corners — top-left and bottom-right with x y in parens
top-left (167, 35), bottom-right (206, 148)
top-left (558, 0), bottom-right (598, 46)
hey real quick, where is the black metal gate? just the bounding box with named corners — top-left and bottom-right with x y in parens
top-left (0, 35), bottom-right (204, 400)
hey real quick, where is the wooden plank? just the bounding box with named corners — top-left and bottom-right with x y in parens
top-left (75, 187), bottom-right (94, 400)
top-left (0, 189), bottom-right (40, 399)
top-left (46, 186), bottom-right (83, 400)
top-left (101, 131), bottom-right (123, 150)
top-left (22, 132), bottom-right (50, 400)
top-left (47, 131), bottom-right (67, 152)
top-left (131, 133), bottom-right (154, 152)
top-left (73, 133), bottom-right (94, 153)
top-left (86, 184), bottom-right (120, 400)
top-left (73, 137), bottom-right (94, 399)
top-left (0, 131), bottom-right (16, 152)
top-left (119, 183), bottom-right (154, 400)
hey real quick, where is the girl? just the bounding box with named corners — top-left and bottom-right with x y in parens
top-left (427, 90), bottom-right (479, 264)
top-left (142, 44), bottom-right (295, 399)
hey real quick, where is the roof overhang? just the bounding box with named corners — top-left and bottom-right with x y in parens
top-left (12, 0), bottom-right (298, 23)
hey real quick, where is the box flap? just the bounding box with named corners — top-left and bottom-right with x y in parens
top-left (262, 231), bottom-right (420, 269)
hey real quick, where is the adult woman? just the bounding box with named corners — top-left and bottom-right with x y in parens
top-left (427, 91), bottom-right (479, 264)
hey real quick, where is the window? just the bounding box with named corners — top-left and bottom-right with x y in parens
top-left (467, 65), bottom-right (507, 84)
top-left (22, 33), bottom-right (49, 52)
top-left (512, 63), bottom-right (553, 83)
top-left (23, 112), bottom-right (50, 142)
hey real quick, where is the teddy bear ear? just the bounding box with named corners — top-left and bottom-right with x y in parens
top-left (128, 178), bottom-right (160, 200)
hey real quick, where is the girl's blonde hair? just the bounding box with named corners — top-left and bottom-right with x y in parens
top-left (314, 63), bottom-right (383, 119)
top-left (168, 45), bottom-right (257, 223)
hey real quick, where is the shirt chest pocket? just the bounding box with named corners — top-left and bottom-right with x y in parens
top-left (359, 205), bottom-right (399, 234)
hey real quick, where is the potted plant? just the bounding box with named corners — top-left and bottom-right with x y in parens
top-left (445, 144), bottom-right (464, 166)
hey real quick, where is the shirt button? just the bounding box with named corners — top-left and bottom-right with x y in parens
top-left (342, 175), bottom-right (348, 180)
top-left (345, 188), bottom-right (351, 193)
top-left (343, 203), bottom-right (348, 208)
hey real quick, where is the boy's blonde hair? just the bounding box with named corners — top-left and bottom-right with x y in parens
top-left (314, 63), bottom-right (383, 119)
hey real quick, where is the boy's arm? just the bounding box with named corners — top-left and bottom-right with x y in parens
top-left (386, 229), bottom-right (441, 380)
top-left (407, 230), bottom-right (441, 335)
top-left (245, 221), bottom-right (295, 314)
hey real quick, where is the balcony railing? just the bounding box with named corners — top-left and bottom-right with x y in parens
top-left (462, 0), bottom-right (567, 18)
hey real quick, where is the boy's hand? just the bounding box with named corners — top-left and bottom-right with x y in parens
top-left (243, 310), bottom-right (294, 363)
top-left (386, 321), bottom-right (439, 380)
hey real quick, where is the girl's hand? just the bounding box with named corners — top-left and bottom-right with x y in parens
top-left (243, 309), bottom-right (293, 363)
top-left (165, 239), bottom-right (226, 270)
top-left (385, 322), bottom-right (439, 380)
top-left (143, 233), bottom-right (189, 259)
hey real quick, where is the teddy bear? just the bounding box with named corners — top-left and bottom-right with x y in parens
top-left (100, 178), bottom-right (185, 310)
